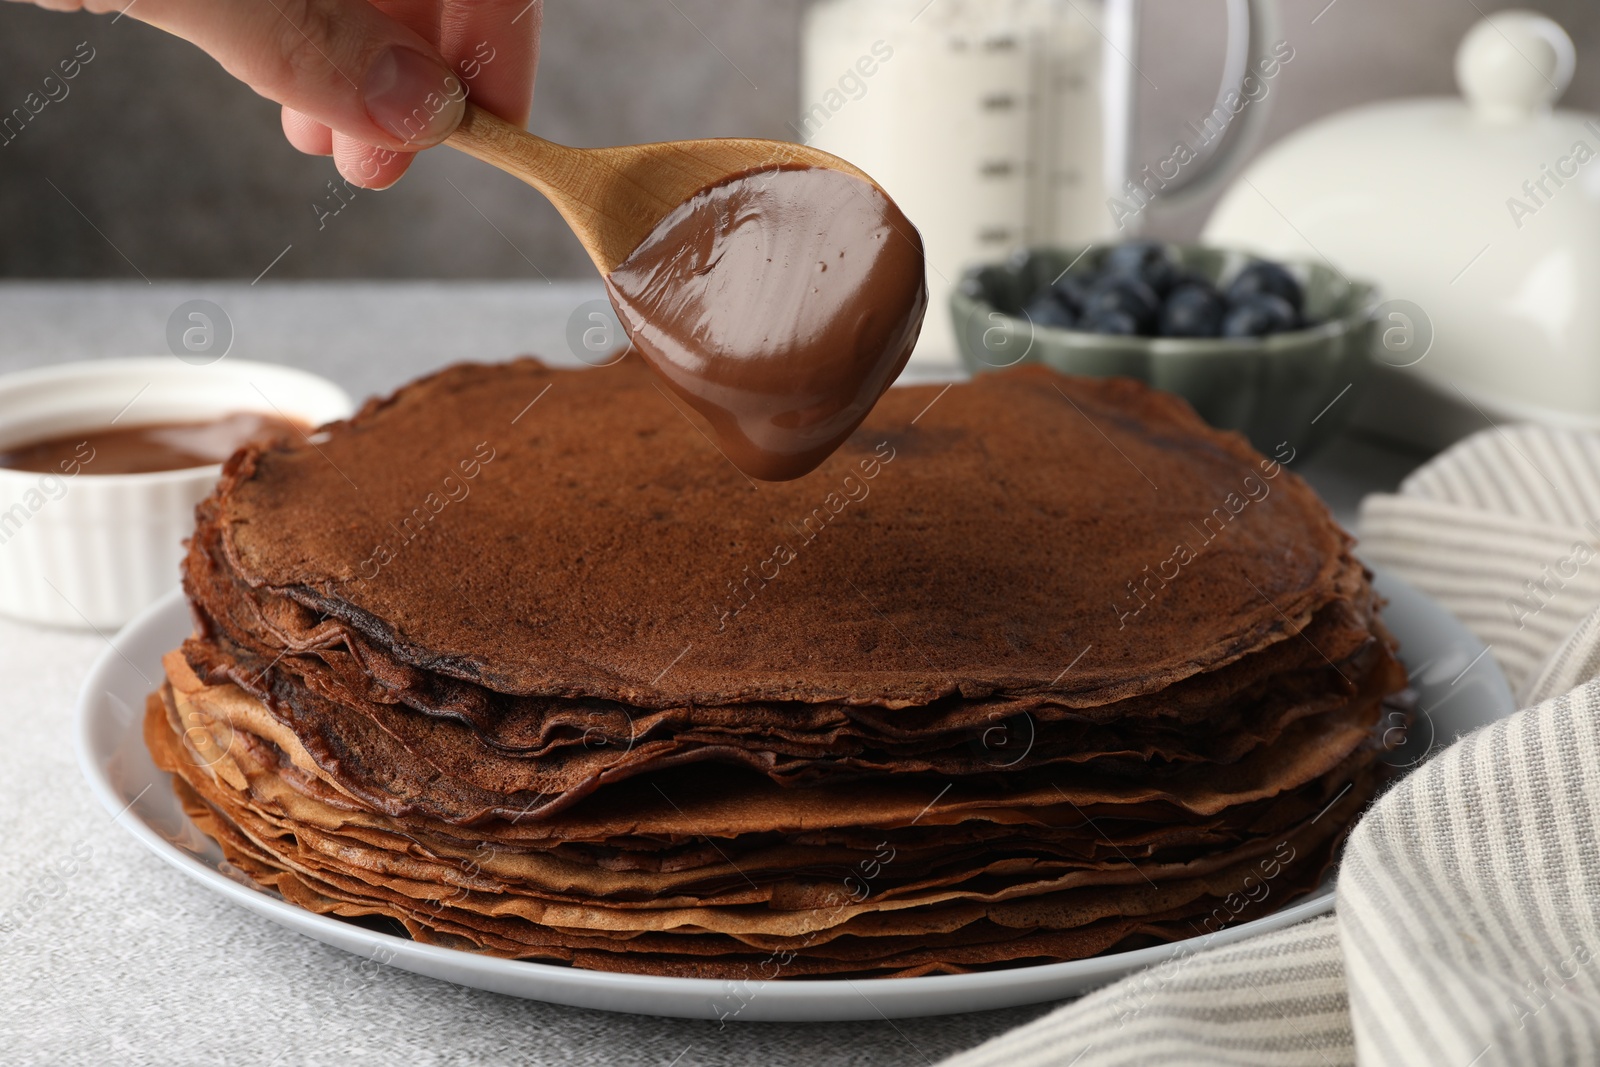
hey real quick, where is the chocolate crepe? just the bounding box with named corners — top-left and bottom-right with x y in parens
top-left (150, 358), bottom-right (1409, 978)
top-left (198, 358), bottom-right (1358, 707)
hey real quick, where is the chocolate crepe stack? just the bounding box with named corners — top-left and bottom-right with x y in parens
top-left (147, 358), bottom-right (1408, 979)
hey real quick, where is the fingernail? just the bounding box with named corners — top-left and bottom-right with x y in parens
top-left (363, 47), bottom-right (465, 147)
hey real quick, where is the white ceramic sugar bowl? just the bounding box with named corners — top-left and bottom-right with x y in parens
top-left (1204, 11), bottom-right (1600, 436)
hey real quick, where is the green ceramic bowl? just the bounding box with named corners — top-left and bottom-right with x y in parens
top-left (950, 244), bottom-right (1378, 456)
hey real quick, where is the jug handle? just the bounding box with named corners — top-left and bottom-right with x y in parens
top-left (1109, 0), bottom-right (1283, 215)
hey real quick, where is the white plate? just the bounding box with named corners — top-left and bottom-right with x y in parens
top-left (76, 567), bottom-right (1512, 1022)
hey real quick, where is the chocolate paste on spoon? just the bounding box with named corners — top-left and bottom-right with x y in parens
top-left (604, 165), bottom-right (927, 482)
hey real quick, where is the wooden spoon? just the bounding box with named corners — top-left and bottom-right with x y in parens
top-left (441, 102), bottom-right (926, 483)
top-left (443, 102), bottom-right (876, 274)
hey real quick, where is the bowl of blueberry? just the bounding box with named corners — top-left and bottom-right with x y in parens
top-left (951, 241), bottom-right (1378, 455)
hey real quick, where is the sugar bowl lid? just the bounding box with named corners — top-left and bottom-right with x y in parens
top-left (1204, 10), bottom-right (1600, 427)
top-left (1455, 9), bottom-right (1575, 122)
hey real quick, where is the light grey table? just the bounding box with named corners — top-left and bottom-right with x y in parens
top-left (0, 282), bottom-right (1429, 1067)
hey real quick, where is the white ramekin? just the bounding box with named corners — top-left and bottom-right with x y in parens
top-left (0, 358), bottom-right (353, 630)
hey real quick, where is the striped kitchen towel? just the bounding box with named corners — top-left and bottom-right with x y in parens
top-left (1359, 425), bottom-right (1600, 699)
top-left (940, 425), bottom-right (1600, 1067)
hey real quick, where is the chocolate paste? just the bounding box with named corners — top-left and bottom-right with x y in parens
top-left (0, 412), bottom-right (305, 475)
top-left (604, 165), bottom-right (927, 481)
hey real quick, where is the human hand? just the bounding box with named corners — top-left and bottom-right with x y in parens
top-left (19, 0), bottom-right (542, 189)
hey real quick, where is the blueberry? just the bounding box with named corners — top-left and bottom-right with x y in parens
top-left (1022, 292), bottom-right (1077, 330)
top-left (1225, 261), bottom-right (1304, 316)
top-left (1080, 308), bottom-right (1140, 335)
top-left (1221, 293), bottom-right (1299, 338)
top-left (1082, 275), bottom-right (1160, 334)
top-left (1048, 274), bottom-right (1091, 316)
top-left (1005, 247), bottom-right (1052, 288)
top-left (1167, 270), bottom-right (1217, 296)
top-left (1159, 283), bottom-right (1226, 338)
top-left (1102, 241), bottom-right (1159, 272)
top-left (1103, 240), bottom-right (1181, 296)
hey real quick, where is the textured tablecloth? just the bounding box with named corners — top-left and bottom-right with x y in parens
top-left (0, 282), bottom-right (1425, 1067)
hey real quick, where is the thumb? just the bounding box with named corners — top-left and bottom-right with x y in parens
top-left (115, 0), bottom-right (466, 150)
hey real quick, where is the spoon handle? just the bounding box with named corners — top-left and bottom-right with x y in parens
top-left (444, 104), bottom-right (623, 271)
top-left (441, 104), bottom-right (875, 275)
top-left (444, 104), bottom-right (585, 192)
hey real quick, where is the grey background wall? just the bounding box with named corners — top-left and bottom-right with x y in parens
top-left (2, 0), bottom-right (1597, 281)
